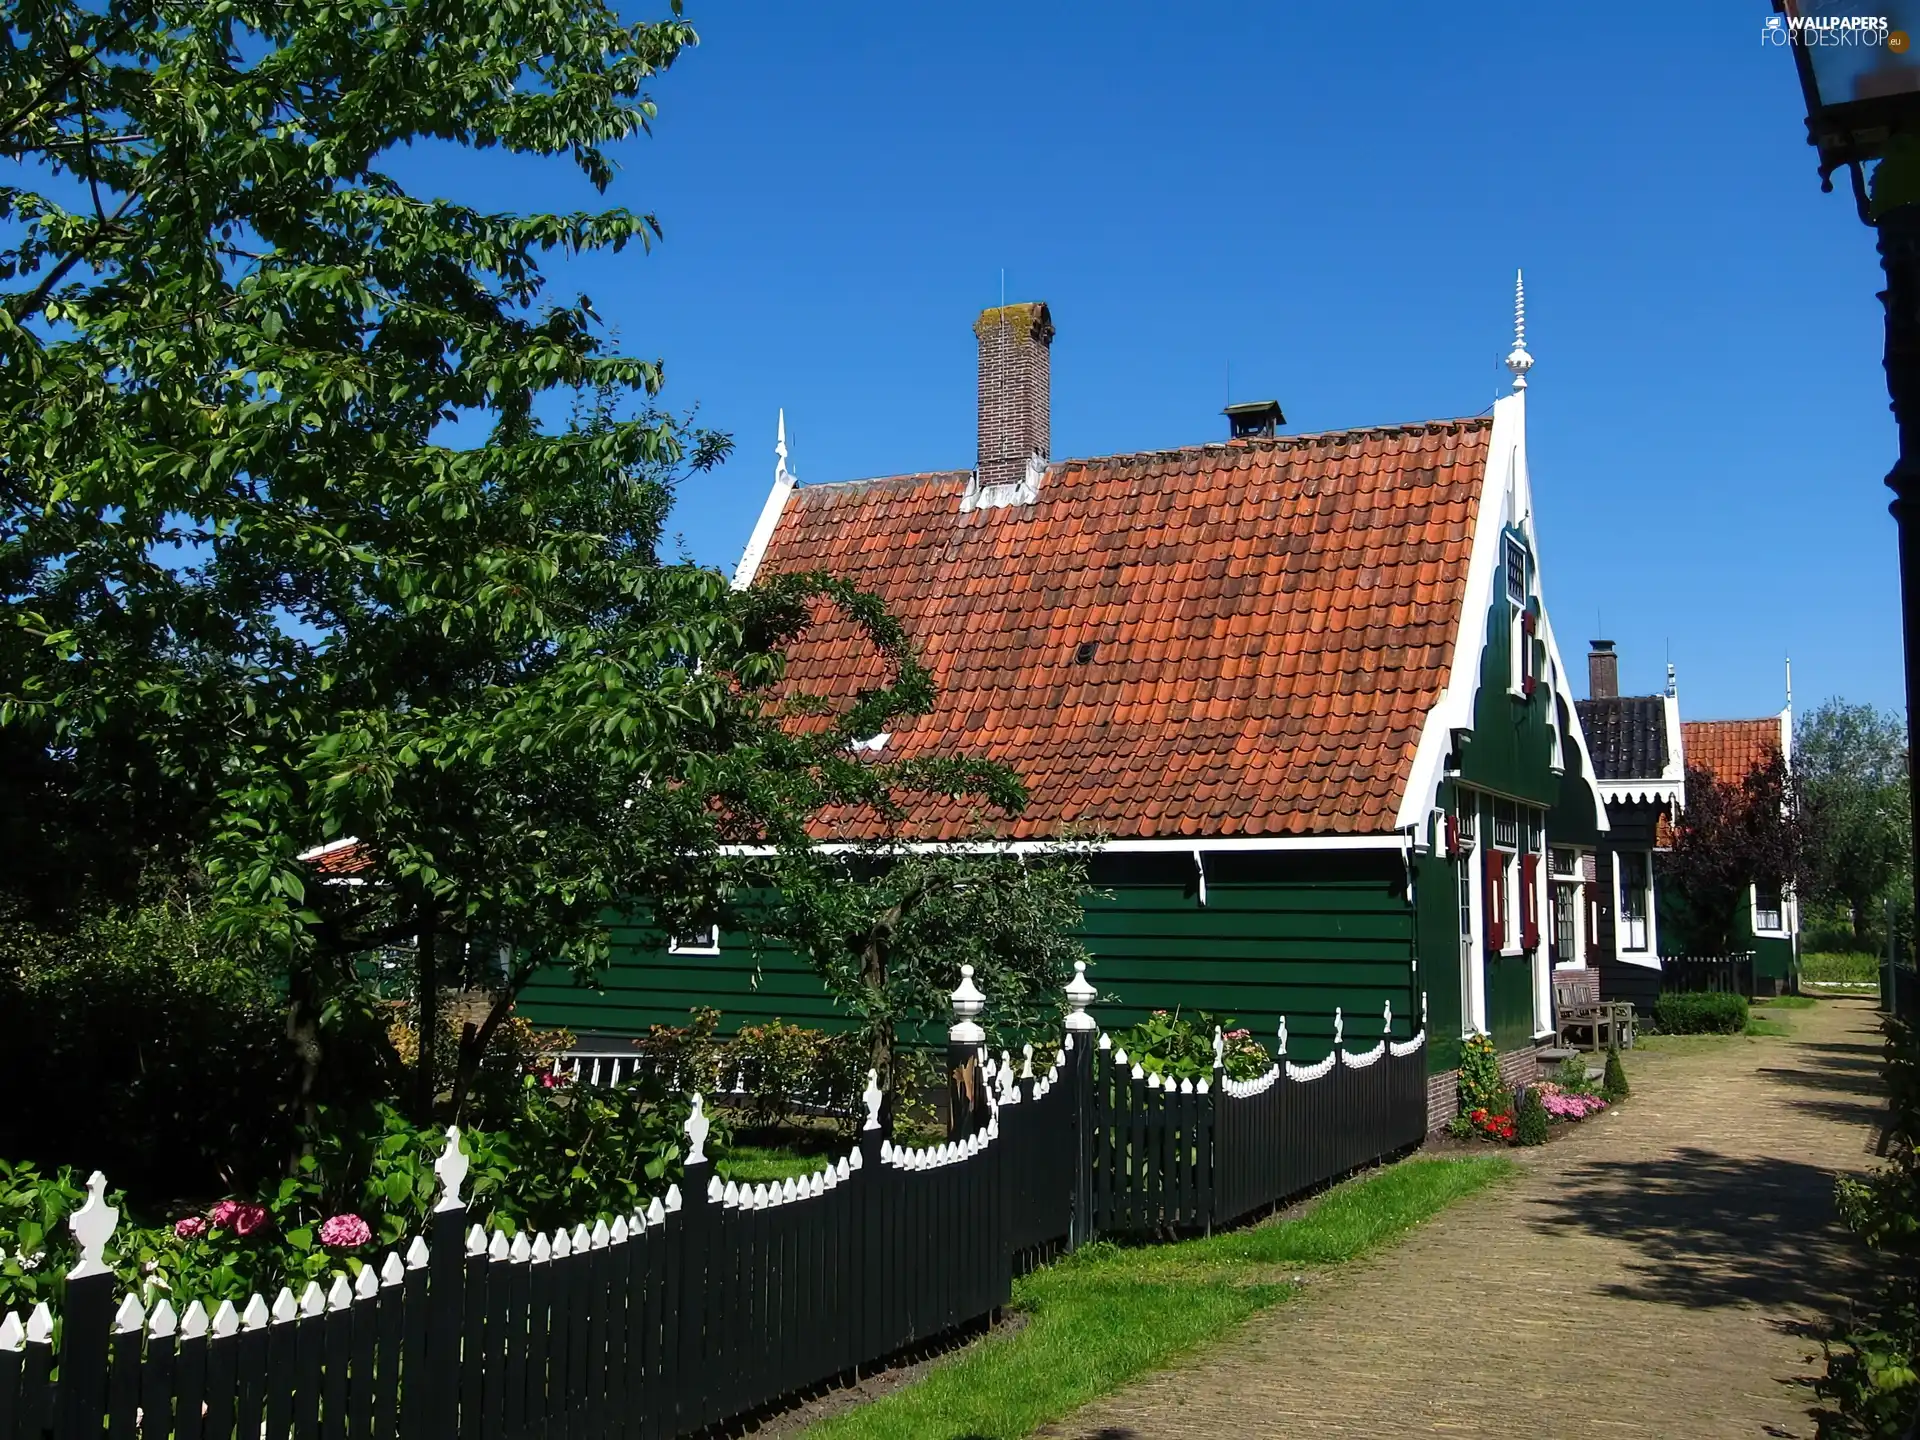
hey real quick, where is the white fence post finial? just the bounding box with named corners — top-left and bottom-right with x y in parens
top-left (862, 1069), bottom-right (884, 1132)
top-left (1212, 1026), bottom-right (1225, 1071)
top-left (1333, 1007), bottom-right (1344, 1049)
top-left (67, 1172), bottom-right (118, 1280)
top-left (433, 1127), bottom-right (469, 1212)
top-left (950, 964), bottom-right (987, 1044)
top-left (684, 1093), bottom-right (710, 1165)
top-left (1063, 959), bottom-right (1097, 1032)
top-left (1277, 1016), bottom-right (1288, 1057)
top-left (1422, 990), bottom-right (1429, 1031)
top-left (1383, 999), bottom-right (1393, 1037)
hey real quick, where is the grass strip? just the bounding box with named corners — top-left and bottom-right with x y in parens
top-left (806, 1154), bottom-right (1514, 1440)
top-left (1762, 994), bottom-right (1818, 1009)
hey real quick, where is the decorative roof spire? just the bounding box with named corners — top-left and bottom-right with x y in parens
top-left (1506, 269), bottom-right (1533, 392)
top-left (774, 409), bottom-right (792, 486)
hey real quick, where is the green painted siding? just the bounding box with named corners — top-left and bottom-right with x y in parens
top-left (1414, 849), bottom-right (1464, 1074)
top-left (1458, 570), bottom-right (1560, 809)
top-left (1076, 852), bottom-right (1417, 1065)
top-left (516, 910), bottom-right (849, 1040)
top-left (518, 852), bottom-right (1420, 1067)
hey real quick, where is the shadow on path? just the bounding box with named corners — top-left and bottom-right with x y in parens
top-left (1526, 1148), bottom-right (1871, 1312)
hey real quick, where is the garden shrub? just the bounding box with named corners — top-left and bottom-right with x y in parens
top-left (1457, 1033), bottom-right (1504, 1112)
top-left (1817, 1010), bottom-right (1920, 1436)
top-left (1652, 991), bottom-right (1749, 1035)
top-left (0, 902), bottom-right (299, 1203)
top-left (1553, 1055), bottom-right (1599, 1096)
top-left (1110, 1009), bottom-right (1271, 1083)
top-left (1513, 1087), bottom-right (1549, 1146)
top-left (1602, 1045), bottom-right (1630, 1102)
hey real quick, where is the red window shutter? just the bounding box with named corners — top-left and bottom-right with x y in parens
top-left (1485, 847), bottom-right (1505, 951)
top-left (1445, 813), bottom-right (1459, 857)
top-left (1522, 852), bottom-right (1540, 950)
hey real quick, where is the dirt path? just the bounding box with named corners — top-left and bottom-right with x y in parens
top-left (1042, 998), bottom-right (1887, 1440)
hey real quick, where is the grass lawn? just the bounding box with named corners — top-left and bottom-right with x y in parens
top-left (805, 1154), bottom-right (1514, 1439)
top-left (1762, 995), bottom-right (1818, 1009)
top-left (1801, 951), bottom-right (1880, 984)
top-left (1744, 1016), bottom-right (1791, 1037)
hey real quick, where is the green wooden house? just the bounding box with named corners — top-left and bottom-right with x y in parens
top-left (518, 278), bottom-right (1610, 1126)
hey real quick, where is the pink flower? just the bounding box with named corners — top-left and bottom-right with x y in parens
top-left (174, 1216), bottom-right (208, 1241)
top-left (208, 1200), bottom-right (241, 1228)
top-left (228, 1205), bottom-right (270, 1244)
top-left (318, 1214), bottom-right (372, 1249)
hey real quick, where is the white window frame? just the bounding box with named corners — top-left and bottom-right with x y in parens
top-left (1459, 847), bottom-right (1487, 1037)
top-left (1613, 849), bottom-right (1660, 964)
top-left (1752, 881), bottom-right (1785, 934)
top-left (667, 925), bottom-right (721, 956)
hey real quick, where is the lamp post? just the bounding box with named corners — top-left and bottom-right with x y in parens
top-left (1775, 2), bottom-right (1920, 990)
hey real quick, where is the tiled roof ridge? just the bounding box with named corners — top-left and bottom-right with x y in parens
top-left (1686, 714), bottom-right (1782, 725)
top-left (792, 414), bottom-right (1491, 497)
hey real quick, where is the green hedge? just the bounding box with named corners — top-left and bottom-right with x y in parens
top-left (1652, 992), bottom-right (1750, 1035)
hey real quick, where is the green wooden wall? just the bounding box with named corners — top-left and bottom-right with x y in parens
top-left (516, 851), bottom-right (1420, 1067)
top-left (1414, 848), bottom-right (1464, 1074)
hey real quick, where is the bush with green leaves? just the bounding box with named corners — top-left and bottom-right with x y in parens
top-left (1817, 1008), bottom-right (1919, 1436)
top-left (0, 902), bottom-right (308, 1204)
top-left (1553, 1056), bottom-right (1599, 1097)
top-left (1513, 1087), bottom-right (1549, 1147)
top-left (1652, 992), bottom-right (1750, 1035)
top-left (1602, 1045), bottom-right (1630, 1103)
top-left (1109, 1010), bottom-right (1271, 1083)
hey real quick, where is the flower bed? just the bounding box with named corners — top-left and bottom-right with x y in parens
top-left (1533, 1082), bottom-right (1608, 1122)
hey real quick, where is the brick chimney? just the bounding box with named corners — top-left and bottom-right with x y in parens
top-left (974, 302), bottom-right (1053, 495)
top-left (1588, 640), bottom-right (1619, 700)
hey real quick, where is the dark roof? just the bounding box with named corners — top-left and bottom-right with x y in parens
top-left (1574, 696), bottom-right (1669, 781)
top-left (753, 416), bottom-right (1492, 840)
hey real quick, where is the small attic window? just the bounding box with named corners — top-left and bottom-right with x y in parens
top-left (1504, 535), bottom-right (1528, 605)
top-left (1075, 641), bottom-right (1099, 665)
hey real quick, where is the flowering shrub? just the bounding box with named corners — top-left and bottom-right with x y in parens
top-left (174, 1216), bottom-right (207, 1241)
top-left (1457, 1033), bottom-right (1504, 1114)
top-left (1110, 1009), bottom-right (1271, 1083)
top-left (318, 1214), bottom-right (372, 1250)
top-left (1534, 1082), bottom-right (1609, 1122)
top-left (1463, 1107), bottom-right (1515, 1142)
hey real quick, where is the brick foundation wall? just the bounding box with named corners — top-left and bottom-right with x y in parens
top-left (1425, 1044), bottom-right (1546, 1132)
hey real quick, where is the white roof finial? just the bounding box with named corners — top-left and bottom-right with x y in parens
top-left (1506, 269), bottom-right (1533, 392)
top-left (774, 409), bottom-right (791, 486)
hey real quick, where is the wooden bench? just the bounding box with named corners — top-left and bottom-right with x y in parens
top-left (1553, 968), bottom-right (1635, 1052)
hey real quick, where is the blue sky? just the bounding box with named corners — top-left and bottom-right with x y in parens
top-left (405, 2), bottom-right (1887, 722)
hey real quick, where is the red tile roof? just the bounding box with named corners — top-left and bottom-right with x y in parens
top-left (1681, 718), bottom-right (1782, 786)
top-left (298, 838), bottom-right (376, 878)
top-left (754, 417), bottom-right (1492, 841)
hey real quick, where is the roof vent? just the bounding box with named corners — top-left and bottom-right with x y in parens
top-left (1075, 641), bottom-right (1098, 665)
top-left (1223, 400), bottom-right (1284, 440)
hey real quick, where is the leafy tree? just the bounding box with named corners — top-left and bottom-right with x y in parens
top-left (1659, 754), bottom-right (1807, 954)
top-left (1796, 699), bottom-right (1911, 950)
top-left (750, 847), bottom-right (1097, 1128)
top-left (0, 0), bottom-right (1020, 1132)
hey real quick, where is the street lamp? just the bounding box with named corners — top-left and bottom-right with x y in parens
top-left (1776, 2), bottom-right (1920, 1002)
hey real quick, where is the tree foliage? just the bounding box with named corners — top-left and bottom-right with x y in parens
top-left (1797, 699), bottom-right (1911, 950)
top-left (749, 847), bottom-right (1097, 1125)
top-left (0, 0), bottom-right (1025, 1131)
top-left (1658, 754), bottom-right (1807, 954)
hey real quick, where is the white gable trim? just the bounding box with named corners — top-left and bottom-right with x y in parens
top-left (1393, 389), bottom-right (1607, 836)
top-left (732, 473), bottom-right (794, 590)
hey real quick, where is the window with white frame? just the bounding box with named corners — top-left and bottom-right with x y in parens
top-left (1617, 851), bottom-right (1651, 952)
top-left (668, 925), bottom-right (721, 955)
top-left (1755, 880), bottom-right (1784, 932)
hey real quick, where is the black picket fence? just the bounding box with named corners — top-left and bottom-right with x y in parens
top-left (0, 971), bottom-right (1428, 1440)
top-left (1660, 953), bottom-right (1756, 997)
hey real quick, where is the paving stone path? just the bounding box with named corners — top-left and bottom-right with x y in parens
top-left (1044, 997), bottom-right (1887, 1440)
